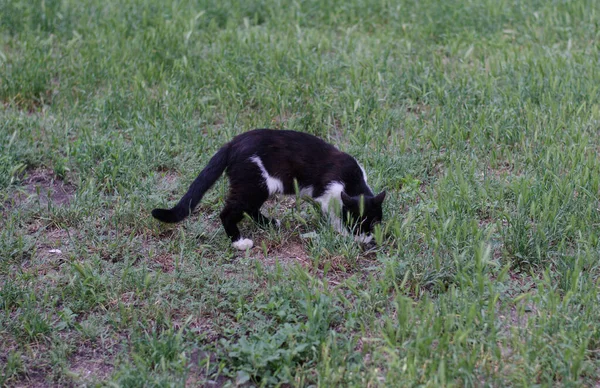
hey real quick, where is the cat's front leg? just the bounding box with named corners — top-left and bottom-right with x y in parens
top-left (328, 212), bottom-right (348, 236)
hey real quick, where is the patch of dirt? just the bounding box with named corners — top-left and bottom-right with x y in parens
top-left (260, 239), bottom-right (312, 268)
top-left (250, 232), bottom-right (380, 289)
top-left (34, 227), bottom-right (70, 259)
top-left (186, 348), bottom-right (229, 387)
top-left (11, 222), bottom-right (72, 286)
top-left (495, 270), bottom-right (539, 363)
top-left (7, 341), bottom-right (62, 387)
top-left (496, 301), bottom-right (538, 362)
top-left (8, 168), bottom-right (76, 209)
top-left (65, 331), bottom-right (123, 385)
top-left (68, 347), bottom-right (115, 385)
top-left (154, 253), bottom-right (175, 273)
top-left (319, 255), bottom-right (380, 288)
top-left (155, 170), bottom-right (179, 193)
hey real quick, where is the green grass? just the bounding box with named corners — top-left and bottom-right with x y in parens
top-left (1, 0), bottom-right (600, 385)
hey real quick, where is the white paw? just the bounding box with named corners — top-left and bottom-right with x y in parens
top-left (354, 233), bottom-right (373, 244)
top-left (274, 219), bottom-right (281, 228)
top-left (232, 238), bottom-right (254, 250)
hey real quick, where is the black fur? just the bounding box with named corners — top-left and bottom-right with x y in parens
top-left (341, 191), bottom-right (386, 236)
top-left (152, 129), bottom-right (386, 245)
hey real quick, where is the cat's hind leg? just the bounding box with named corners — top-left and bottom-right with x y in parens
top-left (219, 201), bottom-right (251, 250)
top-left (221, 161), bottom-right (275, 250)
top-left (220, 188), bottom-right (270, 250)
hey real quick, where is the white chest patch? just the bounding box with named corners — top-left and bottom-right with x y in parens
top-left (250, 156), bottom-right (284, 195)
top-left (314, 182), bottom-right (352, 236)
top-left (315, 182), bottom-right (345, 214)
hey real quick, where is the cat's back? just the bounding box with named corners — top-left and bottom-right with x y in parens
top-left (232, 128), bottom-right (333, 147)
top-left (229, 129), bottom-right (339, 158)
top-left (226, 129), bottom-right (360, 192)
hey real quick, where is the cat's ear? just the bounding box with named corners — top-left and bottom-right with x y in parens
top-left (373, 191), bottom-right (386, 205)
top-left (341, 192), bottom-right (355, 207)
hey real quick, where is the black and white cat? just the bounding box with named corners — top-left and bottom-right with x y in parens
top-left (152, 129), bottom-right (386, 250)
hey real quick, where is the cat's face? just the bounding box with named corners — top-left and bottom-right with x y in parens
top-left (341, 191), bottom-right (386, 239)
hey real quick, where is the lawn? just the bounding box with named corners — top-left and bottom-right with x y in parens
top-left (1, 0), bottom-right (600, 386)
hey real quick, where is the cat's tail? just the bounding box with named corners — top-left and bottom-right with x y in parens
top-left (151, 144), bottom-right (230, 223)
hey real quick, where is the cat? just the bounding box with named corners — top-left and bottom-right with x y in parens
top-left (152, 129), bottom-right (386, 250)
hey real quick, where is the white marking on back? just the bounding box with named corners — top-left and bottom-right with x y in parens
top-left (315, 182), bottom-right (344, 214)
top-left (250, 156), bottom-right (284, 195)
top-left (355, 158), bottom-right (372, 191)
top-left (232, 238), bottom-right (253, 250)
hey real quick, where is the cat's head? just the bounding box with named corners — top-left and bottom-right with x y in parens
top-left (341, 191), bottom-right (386, 242)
